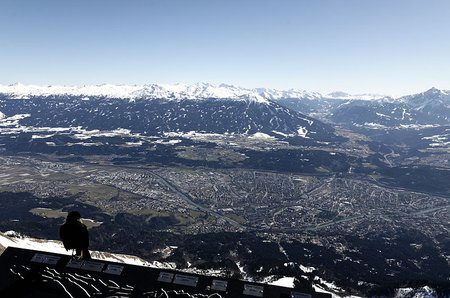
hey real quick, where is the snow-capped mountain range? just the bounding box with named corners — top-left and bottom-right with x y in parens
top-left (329, 87), bottom-right (450, 127)
top-left (0, 82), bottom-right (447, 103)
top-left (0, 83), bottom-right (448, 131)
top-left (0, 83), bottom-right (390, 102)
top-left (0, 83), bottom-right (269, 102)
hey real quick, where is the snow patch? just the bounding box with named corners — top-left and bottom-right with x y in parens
top-left (271, 131), bottom-right (289, 137)
top-left (361, 122), bottom-right (388, 129)
top-left (312, 284), bottom-right (343, 298)
top-left (268, 277), bottom-right (295, 288)
top-left (297, 127), bottom-right (309, 138)
top-left (124, 141), bottom-right (143, 147)
top-left (300, 264), bottom-right (316, 273)
top-left (154, 139), bottom-right (182, 145)
top-left (395, 286), bottom-right (437, 298)
top-left (249, 132), bottom-right (276, 140)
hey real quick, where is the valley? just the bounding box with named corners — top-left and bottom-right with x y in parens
top-left (0, 84), bottom-right (449, 296)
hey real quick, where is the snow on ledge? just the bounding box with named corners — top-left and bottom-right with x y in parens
top-left (268, 276), bottom-right (295, 288)
top-left (0, 231), bottom-right (173, 268)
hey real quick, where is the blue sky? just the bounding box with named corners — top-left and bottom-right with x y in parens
top-left (0, 0), bottom-right (449, 95)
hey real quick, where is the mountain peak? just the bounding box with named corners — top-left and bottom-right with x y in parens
top-left (402, 87), bottom-right (450, 100)
top-left (424, 87), bottom-right (445, 96)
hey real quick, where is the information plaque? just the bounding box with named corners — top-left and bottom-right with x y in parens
top-left (31, 253), bottom-right (60, 265)
top-left (66, 259), bottom-right (84, 269)
top-left (173, 274), bottom-right (198, 287)
top-left (103, 264), bottom-right (124, 275)
top-left (243, 284), bottom-right (264, 297)
top-left (211, 279), bottom-right (228, 291)
top-left (81, 261), bottom-right (104, 272)
top-left (291, 292), bottom-right (312, 298)
top-left (157, 272), bottom-right (174, 283)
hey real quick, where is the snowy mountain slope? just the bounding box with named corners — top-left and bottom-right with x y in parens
top-left (1, 83), bottom-right (448, 129)
top-left (329, 88), bottom-right (450, 127)
top-left (398, 87), bottom-right (450, 123)
top-left (255, 86), bottom-right (449, 127)
top-left (330, 100), bottom-right (422, 127)
top-left (394, 286), bottom-right (438, 298)
top-left (255, 88), bottom-right (401, 124)
top-left (400, 87), bottom-right (450, 108)
top-left (269, 87), bottom-right (449, 127)
top-left (0, 91), bottom-right (340, 143)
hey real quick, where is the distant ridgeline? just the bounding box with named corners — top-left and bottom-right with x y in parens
top-left (0, 247), bottom-right (330, 298)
